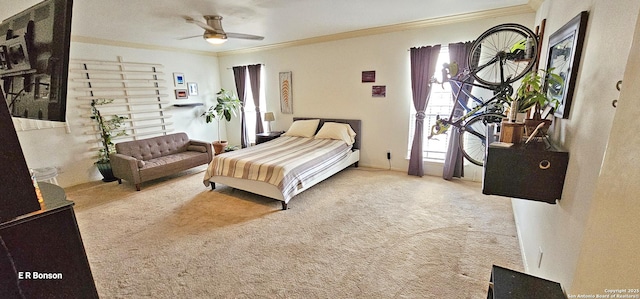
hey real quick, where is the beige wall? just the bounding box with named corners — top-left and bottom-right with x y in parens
top-left (512, 0), bottom-right (640, 293)
top-left (570, 7), bottom-right (640, 293)
top-left (216, 13), bottom-right (535, 179)
top-left (0, 0), bottom-right (224, 187)
top-left (14, 42), bottom-right (222, 187)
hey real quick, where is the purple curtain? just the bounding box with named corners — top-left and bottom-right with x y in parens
top-left (233, 66), bottom-right (249, 148)
top-left (443, 42), bottom-right (473, 180)
top-left (408, 45), bottom-right (441, 177)
top-left (247, 64), bottom-right (264, 134)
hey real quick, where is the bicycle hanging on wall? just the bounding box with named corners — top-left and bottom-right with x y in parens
top-left (429, 23), bottom-right (539, 166)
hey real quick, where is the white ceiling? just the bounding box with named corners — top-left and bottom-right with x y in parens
top-left (3, 0), bottom-right (532, 54)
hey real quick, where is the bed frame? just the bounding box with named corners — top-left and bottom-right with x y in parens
top-left (209, 118), bottom-right (361, 210)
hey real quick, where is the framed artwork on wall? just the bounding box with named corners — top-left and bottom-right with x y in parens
top-left (362, 71), bottom-right (376, 83)
top-left (175, 89), bottom-right (188, 99)
top-left (545, 11), bottom-right (589, 119)
top-left (187, 82), bottom-right (198, 96)
top-left (173, 72), bottom-right (185, 87)
top-left (279, 71), bottom-right (293, 114)
top-left (372, 85), bottom-right (386, 97)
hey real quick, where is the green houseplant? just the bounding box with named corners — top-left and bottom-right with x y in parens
top-left (509, 69), bottom-right (563, 114)
top-left (507, 69), bottom-right (563, 135)
top-left (90, 99), bottom-right (128, 182)
top-left (201, 89), bottom-right (242, 154)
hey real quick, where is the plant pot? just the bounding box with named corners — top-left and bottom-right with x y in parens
top-left (524, 119), bottom-right (552, 137)
top-left (212, 141), bottom-right (228, 155)
top-left (95, 161), bottom-right (118, 182)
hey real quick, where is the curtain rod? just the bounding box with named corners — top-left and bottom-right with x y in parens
top-left (226, 63), bottom-right (265, 70)
top-left (407, 44), bottom-right (448, 51)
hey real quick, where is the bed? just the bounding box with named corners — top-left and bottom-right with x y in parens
top-left (203, 118), bottom-right (361, 210)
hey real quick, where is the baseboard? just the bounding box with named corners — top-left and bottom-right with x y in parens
top-left (511, 198), bottom-right (529, 272)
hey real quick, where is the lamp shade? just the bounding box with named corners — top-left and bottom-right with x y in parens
top-left (264, 112), bottom-right (275, 121)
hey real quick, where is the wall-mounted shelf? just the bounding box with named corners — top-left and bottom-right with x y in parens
top-left (483, 142), bottom-right (569, 204)
top-left (173, 103), bottom-right (203, 107)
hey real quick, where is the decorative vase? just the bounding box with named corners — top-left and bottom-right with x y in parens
top-left (212, 141), bottom-right (228, 155)
top-left (95, 161), bottom-right (118, 182)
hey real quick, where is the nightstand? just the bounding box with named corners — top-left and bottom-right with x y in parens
top-left (256, 131), bottom-right (283, 144)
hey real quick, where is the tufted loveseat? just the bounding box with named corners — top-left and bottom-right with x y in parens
top-left (110, 132), bottom-right (212, 191)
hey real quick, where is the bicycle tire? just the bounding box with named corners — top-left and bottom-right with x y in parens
top-left (468, 23), bottom-right (538, 86)
top-left (458, 113), bottom-right (505, 166)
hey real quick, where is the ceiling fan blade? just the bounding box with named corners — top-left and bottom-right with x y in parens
top-left (226, 32), bottom-right (264, 40)
top-left (184, 16), bottom-right (215, 31)
top-left (178, 34), bottom-right (202, 40)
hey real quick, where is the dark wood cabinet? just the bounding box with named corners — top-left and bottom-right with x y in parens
top-left (487, 265), bottom-right (566, 299)
top-left (0, 183), bottom-right (98, 299)
top-left (256, 131), bottom-right (284, 144)
top-left (483, 143), bottom-right (569, 204)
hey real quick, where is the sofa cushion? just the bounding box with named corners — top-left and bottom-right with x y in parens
top-left (115, 133), bottom-right (191, 161)
top-left (138, 151), bottom-right (210, 182)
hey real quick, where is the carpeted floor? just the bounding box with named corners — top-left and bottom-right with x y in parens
top-left (66, 166), bottom-right (522, 298)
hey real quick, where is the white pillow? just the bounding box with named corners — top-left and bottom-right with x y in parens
top-left (314, 122), bottom-right (356, 145)
top-left (282, 119), bottom-right (320, 138)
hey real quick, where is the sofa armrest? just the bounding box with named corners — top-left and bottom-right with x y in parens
top-left (189, 139), bottom-right (213, 162)
top-left (109, 153), bottom-right (141, 184)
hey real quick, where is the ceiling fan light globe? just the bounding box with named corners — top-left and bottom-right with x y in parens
top-left (204, 32), bottom-right (227, 44)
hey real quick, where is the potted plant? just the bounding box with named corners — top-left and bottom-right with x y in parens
top-left (90, 99), bottom-right (128, 182)
top-left (507, 69), bottom-right (563, 135)
top-left (201, 89), bottom-right (242, 154)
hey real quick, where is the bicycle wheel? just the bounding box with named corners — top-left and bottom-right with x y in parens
top-left (458, 113), bottom-right (504, 166)
top-left (468, 23), bottom-right (538, 86)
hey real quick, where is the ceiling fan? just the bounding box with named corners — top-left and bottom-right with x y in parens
top-left (182, 15), bottom-right (264, 45)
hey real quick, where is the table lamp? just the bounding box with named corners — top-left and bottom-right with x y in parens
top-left (264, 112), bottom-right (275, 132)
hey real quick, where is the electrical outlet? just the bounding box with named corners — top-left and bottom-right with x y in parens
top-left (386, 150), bottom-right (391, 160)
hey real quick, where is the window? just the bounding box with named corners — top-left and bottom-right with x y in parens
top-left (408, 46), bottom-right (453, 160)
top-left (241, 68), bottom-right (266, 144)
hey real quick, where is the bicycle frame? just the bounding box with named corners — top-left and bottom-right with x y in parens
top-left (428, 71), bottom-right (510, 139)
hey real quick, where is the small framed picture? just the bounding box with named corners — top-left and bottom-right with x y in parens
top-left (362, 71), bottom-right (376, 83)
top-left (372, 85), bottom-right (386, 97)
top-left (187, 82), bottom-right (198, 96)
top-left (175, 89), bottom-right (188, 99)
top-left (173, 72), bottom-right (185, 87)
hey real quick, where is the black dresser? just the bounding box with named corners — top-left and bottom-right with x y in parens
top-left (0, 183), bottom-right (98, 298)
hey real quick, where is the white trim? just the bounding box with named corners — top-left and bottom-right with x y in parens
top-left (218, 5), bottom-right (534, 56)
top-left (70, 5), bottom-right (534, 57)
top-left (512, 199), bottom-right (529, 272)
top-left (71, 36), bottom-right (219, 57)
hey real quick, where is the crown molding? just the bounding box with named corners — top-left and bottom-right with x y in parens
top-left (71, 36), bottom-right (219, 57)
top-left (71, 4), bottom-right (535, 58)
top-left (528, 0), bottom-right (545, 10)
top-left (217, 4), bottom-right (535, 57)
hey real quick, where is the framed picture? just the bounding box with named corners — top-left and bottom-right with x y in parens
top-left (372, 85), bottom-right (386, 97)
top-left (173, 72), bottom-right (185, 87)
top-left (279, 71), bottom-right (293, 114)
top-left (175, 89), bottom-right (188, 99)
top-left (545, 11), bottom-right (589, 119)
top-left (187, 82), bottom-right (198, 96)
top-left (362, 71), bottom-right (376, 83)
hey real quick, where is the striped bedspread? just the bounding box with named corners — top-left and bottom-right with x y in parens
top-left (203, 136), bottom-right (352, 201)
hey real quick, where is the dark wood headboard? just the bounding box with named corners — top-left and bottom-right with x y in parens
top-left (293, 117), bottom-right (362, 150)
